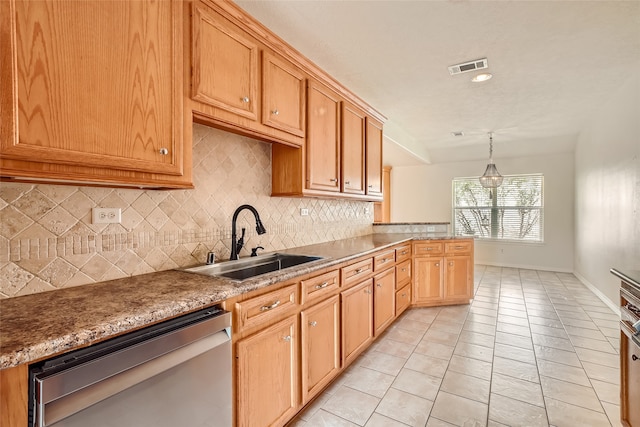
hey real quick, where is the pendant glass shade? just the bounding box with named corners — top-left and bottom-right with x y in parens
top-left (479, 133), bottom-right (503, 188)
top-left (479, 162), bottom-right (504, 188)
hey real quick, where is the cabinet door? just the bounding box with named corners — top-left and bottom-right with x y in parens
top-left (2, 0), bottom-right (183, 175)
top-left (341, 102), bottom-right (366, 195)
top-left (622, 330), bottom-right (640, 427)
top-left (262, 52), bottom-right (305, 138)
top-left (306, 80), bottom-right (341, 193)
top-left (341, 279), bottom-right (373, 366)
top-left (444, 255), bottom-right (472, 300)
top-left (236, 315), bottom-right (298, 427)
top-left (374, 268), bottom-right (396, 336)
top-left (413, 257), bottom-right (443, 304)
top-left (192, 3), bottom-right (258, 120)
top-left (365, 117), bottom-right (383, 197)
top-left (301, 295), bottom-right (340, 403)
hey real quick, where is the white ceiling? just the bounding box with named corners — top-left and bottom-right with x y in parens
top-left (236, 0), bottom-right (640, 166)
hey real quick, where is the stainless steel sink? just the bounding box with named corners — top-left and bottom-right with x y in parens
top-left (181, 253), bottom-right (324, 281)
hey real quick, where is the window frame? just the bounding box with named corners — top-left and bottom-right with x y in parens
top-left (451, 173), bottom-right (545, 243)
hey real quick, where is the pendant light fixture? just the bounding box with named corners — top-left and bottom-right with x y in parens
top-left (479, 132), bottom-right (503, 188)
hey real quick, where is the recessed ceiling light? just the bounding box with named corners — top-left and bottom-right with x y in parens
top-left (472, 73), bottom-right (493, 83)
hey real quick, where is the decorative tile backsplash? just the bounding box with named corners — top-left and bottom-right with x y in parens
top-left (0, 125), bottom-right (374, 298)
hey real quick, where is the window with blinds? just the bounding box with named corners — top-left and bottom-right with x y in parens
top-left (452, 174), bottom-right (544, 242)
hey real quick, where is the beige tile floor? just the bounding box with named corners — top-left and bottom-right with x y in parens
top-left (290, 266), bottom-right (622, 427)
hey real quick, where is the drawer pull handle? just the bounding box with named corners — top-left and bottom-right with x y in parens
top-left (283, 335), bottom-right (292, 342)
top-left (309, 321), bottom-right (317, 327)
top-left (401, 268), bottom-right (407, 272)
top-left (329, 178), bottom-right (338, 182)
top-left (633, 355), bottom-right (639, 361)
top-left (260, 300), bottom-right (281, 311)
top-left (381, 258), bottom-right (388, 262)
top-left (272, 109), bottom-right (279, 115)
top-left (355, 268), bottom-right (363, 274)
top-left (454, 246), bottom-right (465, 249)
top-left (315, 282), bottom-right (329, 289)
top-left (364, 289), bottom-right (372, 294)
top-left (159, 148), bottom-right (169, 155)
top-left (401, 251), bottom-right (407, 255)
top-left (377, 283), bottom-right (382, 287)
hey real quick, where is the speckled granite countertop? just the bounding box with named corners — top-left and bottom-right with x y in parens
top-left (0, 233), bottom-right (471, 368)
top-left (611, 268), bottom-right (640, 293)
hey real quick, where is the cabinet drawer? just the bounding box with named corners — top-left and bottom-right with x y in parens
top-left (396, 259), bottom-right (411, 288)
top-left (235, 284), bottom-right (298, 331)
top-left (395, 244), bottom-right (412, 263)
top-left (445, 240), bottom-right (472, 254)
top-left (414, 241), bottom-right (443, 256)
top-left (301, 270), bottom-right (340, 305)
top-left (396, 284), bottom-right (411, 316)
top-left (374, 250), bottom-right (395, 271)
top-left (341, 258), bottom-right (373, 287)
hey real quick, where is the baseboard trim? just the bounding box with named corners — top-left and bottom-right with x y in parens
top-left (573, 271), bottom-right (620, 315)
top-left (475, 261), bottom-right (573, 274)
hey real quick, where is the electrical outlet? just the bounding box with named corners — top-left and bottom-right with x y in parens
top-left (92, 208), bottom-right (122, 224)
top-left (300, 208), bottom-right (309, 216)
top-left (364, 207), bottom-right (370, 215)
top-left (427, 226), bottom-right (436, 232)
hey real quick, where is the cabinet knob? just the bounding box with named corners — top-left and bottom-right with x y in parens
top-left (368, 185), bottom-right (373, 188)
top-left (449, 262), bottom-right (454, 266)
top-left (272, 109), bottom-right (279, 115)
top-left (241, 96), bottom-right (250, 103)
top-left (260, 300), bottom-right (281, 311)
top-left (309, 321), bottom-right (317, 327)
top-left (364, 289), bottom-right (372, 294)
top-left (376, 283), bottom-right (382, 287)
top-left (283, 335), bottom-right (292, 342)
top-left (402, 268), bottom-right (407, 272)
top-left (315, 282), bottom-right (329, 289)
top-left (435, 263), bottom-right (439, 267)
top-left (345, 181), bottom-right (350, 185)
top-left (330, 178), bottom-right (338, 182)
top-left (354, 268), bottom-right (363, 274)
top-left (633, 355), bottom-right (639, 361)
top-left (401, 293), bottom-right (406, 297)
top-left (159, 148), bottom-right (169, 155)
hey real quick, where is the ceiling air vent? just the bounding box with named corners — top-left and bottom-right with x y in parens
top-left (448, 58), bottom-right (488, 76)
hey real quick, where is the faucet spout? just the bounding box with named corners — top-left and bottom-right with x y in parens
top-left (230, 204), bottom-right (266, 260)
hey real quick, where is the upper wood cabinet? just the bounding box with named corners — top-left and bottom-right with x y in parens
top-left (0, 0), bottom-right (191, 189)
top-left (341, 102), bottom-right (366, 195)
top-left (366, 117), bottom-right (384, 197)
top-left (191, 3), bottom-right (258, 120)
top-left (262, 52), bottom-right (306, 138)
top-left (306, 80), bottom-right (341, 193)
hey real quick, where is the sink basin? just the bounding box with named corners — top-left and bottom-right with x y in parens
top-left (181, 253), bottom-right (324, 281)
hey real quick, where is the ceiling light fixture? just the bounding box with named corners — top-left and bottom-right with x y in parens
top-left (479, 133), bottom-right (503, 188)
top-left (472, 73), bottom-right (493, 83)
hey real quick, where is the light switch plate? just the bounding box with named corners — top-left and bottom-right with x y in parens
top-left (427, 226), bottom-right (436, 232)
top-left (92, 208), bottom-right (122, 224)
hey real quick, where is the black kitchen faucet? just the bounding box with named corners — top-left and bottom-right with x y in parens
top-left (230, 204), bottom-right (266, 260)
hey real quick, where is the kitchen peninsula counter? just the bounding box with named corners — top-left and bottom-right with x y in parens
top-left (0, 233), bottom-right (470, 369)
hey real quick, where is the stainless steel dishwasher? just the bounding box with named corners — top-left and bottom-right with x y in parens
top-left (29, 306), bottom-right (232, 427)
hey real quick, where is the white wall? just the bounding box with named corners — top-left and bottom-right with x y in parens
top-left (574, 74), bottom-right (640, 306)
top-left (392, 150), bottom-right (575, 271)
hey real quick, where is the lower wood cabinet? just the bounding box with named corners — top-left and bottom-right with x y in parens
top-left (413, 239), bottom-right (474, 306)
top-left (396, 284), bottom-right (411, 316)
top-left (373, 268), bottom-right (395, 336)
top-left (341, 279), bottom-right (374, 366)
top-left (236, 315), bottom-right (299, 427)
top-left (301, 295), bottom-right (341, 403)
